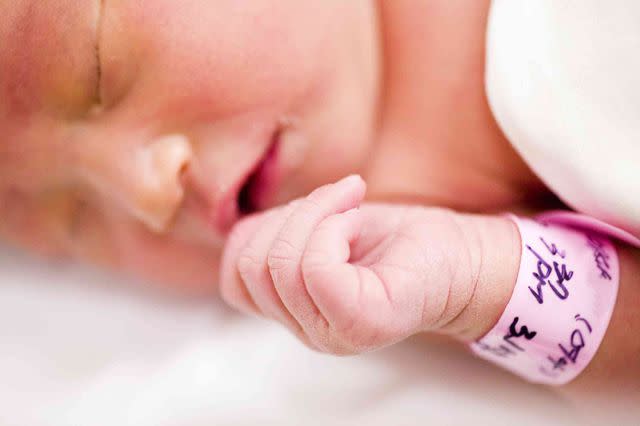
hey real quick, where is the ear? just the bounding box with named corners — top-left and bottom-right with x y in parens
top-left (76, 133), bottom-right (193, 233)
top-left (131, 134), bottom-right (193, 231)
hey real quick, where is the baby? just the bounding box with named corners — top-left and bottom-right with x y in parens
top-left (1, 0), bottom-right (638, 395)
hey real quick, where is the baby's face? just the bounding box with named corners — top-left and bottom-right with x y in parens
top-left (0, 0), bottom-right (380, 291)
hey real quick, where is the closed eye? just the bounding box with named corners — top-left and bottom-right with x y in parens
top-left (93, 0), bottom-right (106, 109)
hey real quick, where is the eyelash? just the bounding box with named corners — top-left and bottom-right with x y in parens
top-left (94, 0), bottom-right (106, 108)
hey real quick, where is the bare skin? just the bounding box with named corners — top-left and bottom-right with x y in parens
top-left (0, 0), bottom-right (637, 399)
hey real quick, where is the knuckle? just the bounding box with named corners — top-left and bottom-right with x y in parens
top-left (309, 315), bottom-right (363, 356)
top-left (267, 238), bottom-right (300, 271)
top-left (303, 315), bottom-right (336, 353)
top-left (324, 335), bottom-right (360, 356)
top-left (236, 248), bottom-right (262, 279)
top-left (337, 314), bottom-right (397, 353)
top-left (295, 197), bottom-right (323, 218)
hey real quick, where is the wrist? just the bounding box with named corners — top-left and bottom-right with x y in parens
top-left (467, 213), bottom-right (622, 385)
top-left (437, 214), bottom-right (521, 342)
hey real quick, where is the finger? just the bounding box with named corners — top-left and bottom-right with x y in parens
top-left (302, 208), bottom-right (396, 352)
top-left (236, 203), bottom-right (301, 328)
top-left (267, 175), bottom-right (366, 345)
top-left (219, 214), bottom-right (265, 314)
top-left (302, 208), bottom-right (363, 330)
top-left (222, 205), bottom-right (321, 350)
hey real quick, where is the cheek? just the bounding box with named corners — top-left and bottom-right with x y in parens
top-left (106, 216), bottom-right (223, 293)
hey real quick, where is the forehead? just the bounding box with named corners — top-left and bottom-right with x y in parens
top-left (0, 0), bottom-right (335, 116)
top-left (96, 0), bottom-right (333, 116)
top-left (0, 0), bottom-right (100, 118)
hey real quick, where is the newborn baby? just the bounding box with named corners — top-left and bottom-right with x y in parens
top-left (0, 0), bottom-right (542, 288)
top-left (1, 0), bottom-right (638, 393)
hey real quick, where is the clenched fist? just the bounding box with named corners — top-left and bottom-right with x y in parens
top-left (220, 176), bottom-right (520, 354)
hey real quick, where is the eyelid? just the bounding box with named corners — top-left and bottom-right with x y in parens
top-left (93, 0), bottom-right (106, 108)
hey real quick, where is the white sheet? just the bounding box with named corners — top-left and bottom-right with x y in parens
top-left (486, 0), bottom-right (640, 237)
top-left (1, 244), bottom-right (635, 426)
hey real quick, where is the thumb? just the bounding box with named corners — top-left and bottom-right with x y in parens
top-left (302, 207), bottom-right (409, 352)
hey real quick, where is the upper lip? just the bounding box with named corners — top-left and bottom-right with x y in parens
top-left (186, 127), bottom-right (281, 238)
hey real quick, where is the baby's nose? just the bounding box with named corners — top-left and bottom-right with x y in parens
top-left (75, 133), bottom-right (193, 232)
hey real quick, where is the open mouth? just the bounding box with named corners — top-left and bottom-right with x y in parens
top-left (172, 125), bottom-right (286, 239)
top-left (236, 132), bottom-right (280, 216)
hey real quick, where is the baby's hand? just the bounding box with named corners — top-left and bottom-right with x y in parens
top-left (219, 176), bottom-right (519, 354)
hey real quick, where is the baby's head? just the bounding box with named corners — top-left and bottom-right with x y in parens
top-left (0, 0), bottom-right (380, 291)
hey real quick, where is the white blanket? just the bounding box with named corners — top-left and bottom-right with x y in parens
top-left (2, 244), bottom-right (632, 426)
top-left (487, 0), bottom-right (640, 237)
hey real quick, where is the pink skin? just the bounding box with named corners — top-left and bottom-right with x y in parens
top-left (0, 1), bottom-right (549, 296)
top-left (0, 1), bottom-right (540, 350)
top-left (0, 0), bottom-right (380, 292)
top-left (220, 175), bottom-right (521, 353)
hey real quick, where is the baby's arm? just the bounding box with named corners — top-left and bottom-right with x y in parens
top-left (567, 244), bottom-right (640, 394)
top-left (219, 176), bottom-right (640, 390)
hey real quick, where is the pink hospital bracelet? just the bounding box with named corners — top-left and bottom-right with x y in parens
top-left (470, 214), bottom-right (623, 385)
